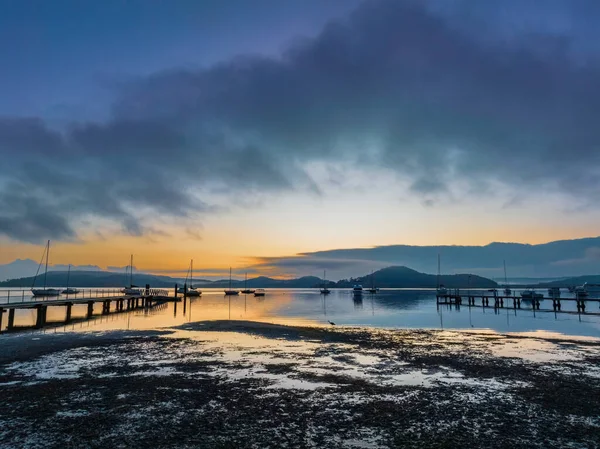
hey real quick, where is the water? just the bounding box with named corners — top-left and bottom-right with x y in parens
top-left (1, 288), bottom-right (599, 338)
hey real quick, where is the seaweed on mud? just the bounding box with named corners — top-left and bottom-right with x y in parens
top-left (0, 322), bottom-right (599, 449)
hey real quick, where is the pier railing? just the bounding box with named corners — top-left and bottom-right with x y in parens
top-left (0, 288), bottom-right (171, 305)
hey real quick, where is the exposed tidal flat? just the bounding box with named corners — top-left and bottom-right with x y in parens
top-left (1, 320), bottom-right (599, 448)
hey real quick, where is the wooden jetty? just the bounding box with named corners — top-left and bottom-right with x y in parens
top-left (437, 289), bottom-right (600, 316)
top-left (0, 285), bottom-right (182, 333)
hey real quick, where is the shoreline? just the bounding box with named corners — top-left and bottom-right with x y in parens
top-left (1, 321), bottom-right (599, 448)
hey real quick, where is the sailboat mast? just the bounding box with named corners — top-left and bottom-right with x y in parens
top-left (503, 260), bottom-right (508, 285)
top-left (31, 242), bottom-right (46, 289)
top-left (191, 259), bottom-right (194, 287)
top-left (130, 254), bottom-right (133, 287)
top-left (43, 240), bottom-right (50, 289)
top-left (66, 264), bottom-right (71, 289)
top-left (245, 272), bottom-right (247, 289)
top-left (437, 254), bottom-right (441, 288)
top-left (229, 267), bottom-right (232, 290)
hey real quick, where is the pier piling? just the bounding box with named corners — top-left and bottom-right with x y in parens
top-left (7, 309), bottom-right (15, 330)
top-left (65, 303), bottom-right (72, 323)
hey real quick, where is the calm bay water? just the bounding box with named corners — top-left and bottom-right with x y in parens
top-left (1, 288), bottom-right (599, 338)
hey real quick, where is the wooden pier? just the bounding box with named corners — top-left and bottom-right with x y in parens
top-left (0, 285), bottom-right (181, 333)
top-left (437, 290), bottom-right (600, 316)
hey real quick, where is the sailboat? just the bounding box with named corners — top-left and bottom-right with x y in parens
top-left (224, 267), bottom-right (239, 296)
top-left (177, 263), bottom-right (190, 294)
top-left (241, 272), bottom-right (254, 294)
top-left (31, 240), bottom-right (61, 297)
top-left (436, 254), bottom-right (447, 295)
top-left (320, 270), bottom-right (331, 294)
top-left (368, 270), bottom-right (379, 293)
top-left (503, 260), bottom-right (512, 295)
top-left (61, 264), bottom-right (80, 295)
top-left (121, 255), bottom-right (142, 296)
top-left (186, 259), bottom-right (201, 297)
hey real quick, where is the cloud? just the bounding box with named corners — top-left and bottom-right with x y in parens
top-left (247, 237), bottom-right (600, 278)
top-left (2, 0), bottom-right (600, 242)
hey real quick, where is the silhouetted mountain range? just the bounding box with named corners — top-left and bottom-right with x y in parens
top-left (0, 266), bottom-right (496, 289)
top-left (286, 237), bottom-right (600, 280)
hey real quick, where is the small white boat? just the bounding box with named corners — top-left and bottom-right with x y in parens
top-left (254, 289), bottom-right (266, 297)
top-left (31, 240), bottom-right (61, 297)
top-left (503, 287), bottom-right (512, 296)
top-left (520, 289), bottom-right (543, 300)
top-left (352, 284), bottom-right (363, 293)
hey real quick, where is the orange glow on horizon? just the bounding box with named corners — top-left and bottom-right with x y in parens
top-left (1, 222), bottom-right (598, 276)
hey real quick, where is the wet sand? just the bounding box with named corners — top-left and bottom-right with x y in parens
top-left (0, 321), bottom-right (599, 448)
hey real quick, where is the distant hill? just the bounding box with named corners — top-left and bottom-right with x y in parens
top-left (0, 266), bottom-right (496, 289)
top-left (538, 275), bottom-right (600, 288)
top-left (334, 266), bottom-right (496, 288)
top-left (202, 276), bottom-right (322, 289)
top-left (0, 270), bottom-right (187, 288)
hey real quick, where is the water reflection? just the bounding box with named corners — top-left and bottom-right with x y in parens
top-left (0, 288), bottom-right (599, 338)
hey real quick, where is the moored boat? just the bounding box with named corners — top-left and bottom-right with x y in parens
top-left (368, 270), bottom-right (379, 293)
top-left (224, 267), bottom-right (239, 296)
top-left (320, 270), bottom-right (331, 295)
top-left (548, 287), bottom-right (561, 298)
top-left (61, 265), bottom-right (80, 295)
top-left (520, 289), bottom-right (543, 300)
top-left (241, 272), bottom-right (254, 294)
top-left (121, 254), bottom-right (142, 296)
top-left (31, 240), bottom-right (61, 297)
top-left (186, 259), bottom-right (202, 297)
top-left (502, 260), bottom-right (512, 295)
top-left (254, 288), bottom-right (266, 297)
top-left (436, 254), bottom-right (447, 295)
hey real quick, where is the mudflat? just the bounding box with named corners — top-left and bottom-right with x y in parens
top-left (0, 321), bottom-right (599, 448)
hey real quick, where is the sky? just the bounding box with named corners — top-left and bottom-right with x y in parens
top-left (1, 0), bottom-right (600, 279)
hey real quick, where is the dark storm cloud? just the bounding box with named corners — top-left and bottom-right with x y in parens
top-left (112, 0), bottom-right (600, 193)
top-left (2, 0), bottom-right (600, 242)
